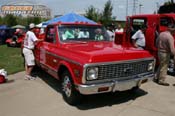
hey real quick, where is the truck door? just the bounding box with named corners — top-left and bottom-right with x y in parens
top-left (129, 16), bottom-right (158, 62)
top-left (34, 32), bottom-right (43, 64)
top-left (129, 18), bottom-right (147, 46)
top-left (40, 26), bottom-right (58, 75)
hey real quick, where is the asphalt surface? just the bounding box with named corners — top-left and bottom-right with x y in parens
top-left (0, 71), bottom-right (175, 116)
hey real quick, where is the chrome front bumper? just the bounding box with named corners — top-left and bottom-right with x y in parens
top-left (76, 74), bottom-right (154, 95)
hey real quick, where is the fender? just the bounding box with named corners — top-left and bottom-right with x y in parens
top-left (58, 60), bottom-right (82, 84)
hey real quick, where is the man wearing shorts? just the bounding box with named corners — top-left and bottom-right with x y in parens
top-left (22, 23), bottom-right (43, 80)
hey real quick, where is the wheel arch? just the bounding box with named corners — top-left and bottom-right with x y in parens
top-left (58, 61), bottom-right (76, 83)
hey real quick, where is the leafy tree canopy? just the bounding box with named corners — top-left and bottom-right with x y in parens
top-left (158, 0), bottom-right (175, 13)
top-left (85, 0), bottom-right (113, 27)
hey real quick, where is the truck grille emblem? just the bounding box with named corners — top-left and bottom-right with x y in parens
top-left (123, 67), bottom-right (133, 73)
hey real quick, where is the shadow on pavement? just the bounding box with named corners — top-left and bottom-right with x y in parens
top-left (5, 79), bottom-right (15, 84)
top-left (0, 79), bottom-right (15, 84)
top-left (34, 70), bottom-right (148, 110)
top-left (33, 70), bottom-right (62, 93)
top-left (76, 89), bottom-right (147, 110)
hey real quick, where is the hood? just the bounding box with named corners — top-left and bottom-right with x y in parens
top-left (62, 41), bottom-right (153, 64)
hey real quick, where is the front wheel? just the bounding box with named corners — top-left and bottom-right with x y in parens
top-left (61, 71), bottom-right (82, 105)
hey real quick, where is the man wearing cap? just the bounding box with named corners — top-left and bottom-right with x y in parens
top-left (22, 23), bottom-right (43, 80)
top-left (155, 24), bottom-right (175, 86)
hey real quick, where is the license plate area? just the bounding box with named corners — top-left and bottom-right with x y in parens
top-left (113, 80), bottom-right (138, 92)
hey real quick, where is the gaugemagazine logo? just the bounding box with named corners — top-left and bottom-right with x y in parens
top-left (1, 5), bottom-right (33, 11)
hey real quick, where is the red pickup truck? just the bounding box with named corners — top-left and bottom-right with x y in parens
top-left (34, 22), bottom-right (155, 105)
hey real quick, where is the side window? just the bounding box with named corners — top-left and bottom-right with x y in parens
top-left (46, 27), bottom-right (56, 43)
top-left (160, 17), bottom-right (172, 26)
top-left (132, 19), bottom-right (146, 31)
top-left (131, 18), bottom-right (147, 36)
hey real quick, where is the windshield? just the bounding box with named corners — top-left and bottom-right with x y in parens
top-left (58, 25), bottom-right (110, 42)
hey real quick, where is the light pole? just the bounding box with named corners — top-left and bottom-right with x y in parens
top-left (126, 0), bottom-right (128, 17)
top-left (139, 4), bottom-right (143, 14)
top-left (156, 2), bottom-right (159, 14)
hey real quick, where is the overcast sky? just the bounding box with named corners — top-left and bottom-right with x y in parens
top-left (0, 0), bottom-right (173, 20)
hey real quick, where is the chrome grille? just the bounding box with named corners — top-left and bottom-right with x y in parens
top-left (96, 60), bottom-right (152, 80)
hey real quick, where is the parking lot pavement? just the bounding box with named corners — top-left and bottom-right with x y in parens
top-left (0, 71), bottom-right (175, 116)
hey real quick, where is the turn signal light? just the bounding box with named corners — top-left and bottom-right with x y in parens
top-left (98, 87), bottom-right (109, 92)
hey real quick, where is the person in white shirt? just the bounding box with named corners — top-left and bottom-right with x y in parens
top-left (22, 23), bottom-right (43, 80)
top-left (94, 28), bottom-right (104, 40)
top-left (131, 26), bottom-right (146, 49)
top-left (78, 30), bottom-right (89, 38)
top-left (115, 24), bottom-right (124, 33)
top-left (107, 26), bottom-right (114, 41)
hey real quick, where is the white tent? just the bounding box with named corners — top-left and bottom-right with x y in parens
top-left (36, 23), bottom-right (43, 28)
top-left (11, 25), bottom-right (25, 29)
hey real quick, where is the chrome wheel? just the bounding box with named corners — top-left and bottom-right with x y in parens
top-left (62, 75), bottom-right (72, 97)
top-left (61, 71), bottom-right (82, 105)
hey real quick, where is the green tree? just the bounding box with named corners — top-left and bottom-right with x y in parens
top-left (85, 5), bottom-right (101, 22)
top-left (85, 0), bottom-right (113, 26)
top-left (15, 16), bottom-right (27, 26)
top-left (0, 14), bottom-right (48, 27)
top-left (33, 17), bottom-right (42, 24)
top-left (4, 14), bottom-right (17, 26)
top-left (164, 0), bottom-right (174, 5)
top-left (158, 0), bottom-right (175, 13)
top-left (24, 16), bottom-right (41, 27)
top-left (0, 16), bottom-right (3, 25)
top-left (101, 0), bottom-right (113, 26)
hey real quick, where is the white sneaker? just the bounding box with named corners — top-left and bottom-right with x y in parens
top-left (29, 76), bottom-right (36, 80)
top-left (24, 75), bottom-right (30, 80)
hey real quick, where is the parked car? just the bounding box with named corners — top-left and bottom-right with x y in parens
top-left (6, 29), bottom-right (25, 47)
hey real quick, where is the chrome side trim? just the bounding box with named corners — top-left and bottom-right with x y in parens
top-left (45, 50), bottom-right (82, 66)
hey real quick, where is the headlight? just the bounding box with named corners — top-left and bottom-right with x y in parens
top-left (148, 61), bottom-right (154, 71)
top-left (86, 67), bottom-right (98, 80)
